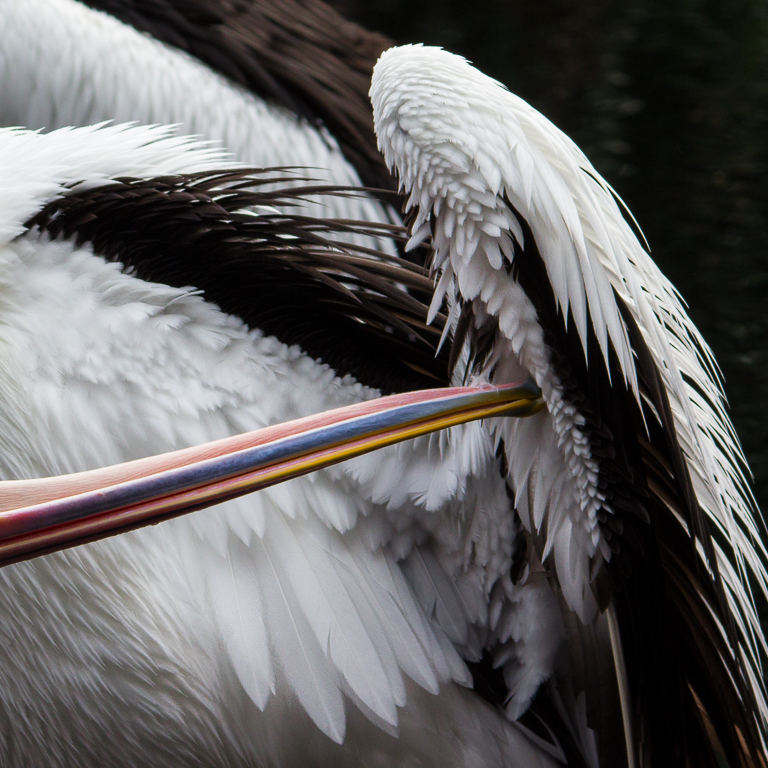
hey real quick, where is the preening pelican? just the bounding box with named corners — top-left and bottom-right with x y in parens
top-left (0, 2), bottom-right (765, 768)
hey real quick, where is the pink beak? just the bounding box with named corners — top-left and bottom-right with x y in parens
top-left (0, 381), bottom-right (543, 567)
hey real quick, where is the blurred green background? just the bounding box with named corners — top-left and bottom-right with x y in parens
top-left (341, 0), bottom-right (768, 512)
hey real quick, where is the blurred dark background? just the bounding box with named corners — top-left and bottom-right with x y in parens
top-left (340, 0), bottom-right (768, 512)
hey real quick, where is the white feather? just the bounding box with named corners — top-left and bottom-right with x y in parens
top-left (371, 42), bottom-right (768, 728)
top-left (255, 531), bottom-right (347, 743)
top-left (0, 123), bottom-right (559, 765)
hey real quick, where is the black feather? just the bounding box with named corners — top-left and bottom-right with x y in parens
top-left (77, 0), bottom-right (394, 193)
top-left (26, 171), bottom-right (448, 394)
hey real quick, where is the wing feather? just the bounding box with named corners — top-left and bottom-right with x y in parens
top-left (255, 531), bottom-right (347, 743)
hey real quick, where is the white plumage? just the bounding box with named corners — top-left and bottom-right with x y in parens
top-left (372, 43), bottom-right (766, 638)
top-left (0, 123), bottom-right (557, 766)
top-left (0, 1), bottom-right (764, 766)
top-left (372, 44), bottom-right (768, 762)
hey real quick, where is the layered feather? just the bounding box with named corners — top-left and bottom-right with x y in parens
top-left (0, 123), bottom-right (558, 766)
top-left (371, 44), bottom-right (768, 762)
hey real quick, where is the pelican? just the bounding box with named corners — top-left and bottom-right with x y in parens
top-left (0, 3), bottom-right (765, 767)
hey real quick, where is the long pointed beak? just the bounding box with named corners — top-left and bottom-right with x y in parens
top-left (0, 381), bottom-right (542, 566)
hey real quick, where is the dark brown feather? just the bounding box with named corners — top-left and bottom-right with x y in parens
top-left (78, 0), bottom-right (394, 192)
top-left (26, 171), bottom-right (447, 394)
top-left (618, 297), bottom-right (765, 767)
